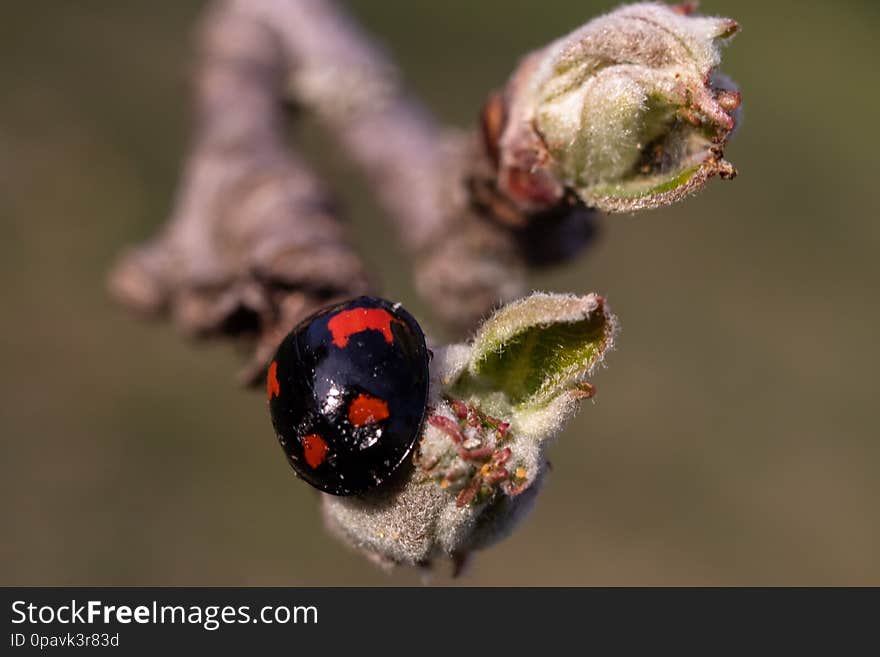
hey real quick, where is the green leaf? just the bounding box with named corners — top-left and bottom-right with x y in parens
top-left (452, 293), bottom-right (616, 409)
top-left (585, 156), bottom-right (737, 213)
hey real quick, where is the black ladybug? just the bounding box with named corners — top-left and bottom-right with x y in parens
top-left (267, 296), bottom-right (430, 495)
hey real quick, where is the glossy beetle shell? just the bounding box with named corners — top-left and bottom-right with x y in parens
top-left (267, 297), bottom-right (430, 495)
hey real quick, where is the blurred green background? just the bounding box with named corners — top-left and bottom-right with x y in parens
top-left (2, 0), bottom-right (878, 585)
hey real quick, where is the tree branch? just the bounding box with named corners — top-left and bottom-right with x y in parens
top-left (109, 0), bottom-right (735, 385)
top-left (108, 2), bottom-right (373, 383)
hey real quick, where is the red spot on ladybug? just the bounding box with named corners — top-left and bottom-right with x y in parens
top-left (327, 307), bottom-right (399, 348)
top-left (348, 393), bottom-right (390, 427)
top-left (267, 361), bottom-right (280, 401)
top-left (302, 433), bottom-right (328, 469)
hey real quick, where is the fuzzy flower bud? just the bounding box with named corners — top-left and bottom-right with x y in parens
top-left (493, 2), bottom-right (740, 213)
top-left (321, 293), bottom-right (617, 572)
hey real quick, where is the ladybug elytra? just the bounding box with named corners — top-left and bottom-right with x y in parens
top-left (267, 296), bottom-right (430, 495)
